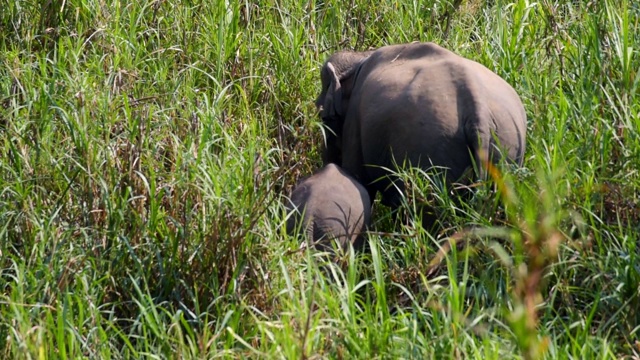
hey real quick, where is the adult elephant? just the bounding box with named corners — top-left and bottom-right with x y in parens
top-left (316, 42), bottom-right (527, 226)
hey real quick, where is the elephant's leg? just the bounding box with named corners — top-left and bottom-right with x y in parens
top-left (378, 176), bottom-right (409, 227)
top-left (340, 113), bottom-right (366, 183)
top-left (379, 177), bottom-right (404, 209)
top-left (379, 175), bottom-right (442, 232)
top-left (419, 205), bottom-right (439, 232)
top-left (366, 187), bottom-right (377, 207)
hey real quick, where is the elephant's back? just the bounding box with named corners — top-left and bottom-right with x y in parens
top-left (309, 165), bottom-right (369, 216)
top-left (361, 42), bottom-right (523, 104)
top-left (352, 43), bottom-right (527, 178)
top-left (287, 164), bottom-right (370, 243)
top-left (366, 42), bottom-right (458, 63)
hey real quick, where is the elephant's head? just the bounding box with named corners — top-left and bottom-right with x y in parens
top-left (316, 50), bottom-right (372, 165)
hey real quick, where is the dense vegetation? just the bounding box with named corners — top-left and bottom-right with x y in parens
top-left (1, 0), bottom-right (639, 358)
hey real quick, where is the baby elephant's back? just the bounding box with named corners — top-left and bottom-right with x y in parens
top-left (286, 164), bottom-right (371, 252)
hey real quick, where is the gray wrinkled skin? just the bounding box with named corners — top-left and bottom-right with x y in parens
top-left (316, 42), bottom-right (527, 225)
top-left (286, 164), bottom-right (371, 253)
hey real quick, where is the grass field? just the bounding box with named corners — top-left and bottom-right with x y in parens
top-left (1, 0), bottom-right (639, 358)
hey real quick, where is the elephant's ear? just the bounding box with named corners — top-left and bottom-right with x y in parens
top-left (324, 62), bottom-right (343, 118)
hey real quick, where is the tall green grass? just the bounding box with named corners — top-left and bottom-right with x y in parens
top-left (1, 0), bottom-right (639, 358)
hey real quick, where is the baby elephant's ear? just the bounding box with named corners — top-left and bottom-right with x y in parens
top-left (324, 62), bottom-right (343, 118)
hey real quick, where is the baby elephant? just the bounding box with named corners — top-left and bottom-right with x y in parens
top-left (286, 164), bottom-right (371, 253)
